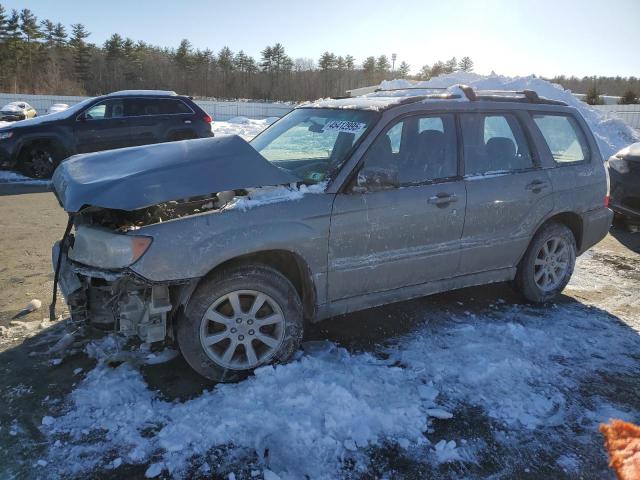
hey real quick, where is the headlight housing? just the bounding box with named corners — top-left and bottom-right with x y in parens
top-left (68, 225), bottom-right (152, 269)
top-left (0, 131), bottom-right (13, 140)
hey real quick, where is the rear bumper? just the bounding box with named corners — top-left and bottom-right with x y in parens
top-left (579, 207), bottom-right (613, 253)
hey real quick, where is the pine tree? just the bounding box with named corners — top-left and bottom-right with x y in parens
top-left (419, 64), bottom-right (431, 80)
top-left (0, 4), bottom-right (8, 41)
top-left (362, 56), bottom-right (376, 83)
top-left (376, 55), bottom-right (391, 73)
top-left (444, 57), bottom-right (457, 73)
top-left (458, 56), bottom-right (473, 72)
top-left (5, 10), bottom-right (22, 92)
top-left (430, 61), bottom-right (446, 77)
top-left (53, 23), bottom-right (66, 46)
top-left (20, 8), bottom-right (41, 92)
top-left (618, 90), bottom-right (638, 105)
top-left (41, 19), bottom-right (55, 47)
top-left (69, 23), bottom-right (91, 91)
top-left (585, 84), bottom-right (603, 105)
top-left (398, 61), bottom-right (410, 78)
top-left (319, 51), bottom-right (336, 71)
top-left (344, 55), bottom-right (355, 70)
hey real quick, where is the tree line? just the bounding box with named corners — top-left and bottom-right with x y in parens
top-left (0, 4), bottom-right (637, 103)
top-left (0, 4), bottom-right (477, 101)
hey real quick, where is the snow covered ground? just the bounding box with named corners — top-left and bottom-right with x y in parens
top-left (27, 244), bottom-right (639, 480)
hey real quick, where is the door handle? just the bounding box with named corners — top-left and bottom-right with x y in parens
top-left (428, 193), bottom-right (458, 206)
top-left (525, 180), bottom-right (549, 192)
top-left (184, 120), bottom-right (192, 124)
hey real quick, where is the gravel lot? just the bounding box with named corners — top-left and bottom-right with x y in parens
top-left (0, 191), bottom-right (639, 479)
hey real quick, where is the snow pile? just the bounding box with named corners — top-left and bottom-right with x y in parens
top-left (0, 170), bottom-right (50, 184)
top-left (43, 341), bottom-right (449, 479)
top-left (224, 182), bottom-right (326, 212)
top-left (379, 73), bottom-right (639, 158)
top-left (212, 118), bottom-right (273, 140)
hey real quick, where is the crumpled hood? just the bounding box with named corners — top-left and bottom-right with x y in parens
top-left (52, 135), bottom-right (299, 212)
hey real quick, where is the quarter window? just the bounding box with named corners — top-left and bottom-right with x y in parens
top-left (532, 114), bottom-right (589, 164)
top-left (362, 114), bottom-right (458, 185)
top-left (460, 113), bottom-right (533, 175)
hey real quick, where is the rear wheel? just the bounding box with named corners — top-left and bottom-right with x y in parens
top-left (177, 265), bottom-right (303, 382)
top-left (516, 222), bottom-right (576, 303)
top-left (19, 143), bottom-right (61, 179)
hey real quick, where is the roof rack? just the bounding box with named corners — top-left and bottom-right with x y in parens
top-left (458, 85), bottom-right (567, 106)
top-left (374, 86), bottom-right (448, 93)
top-left (107, 90), bottom-right (178, 97)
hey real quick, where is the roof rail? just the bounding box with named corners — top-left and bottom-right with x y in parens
top-left (107, 89), bottom-right (178, 97)
top-left (458, 86), bottom-right (567, 106)
top-left (374, 86), bottom-right (448, 93)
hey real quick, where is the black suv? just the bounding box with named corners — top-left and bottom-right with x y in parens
top-left (0, 90), bottom-right (214, 178)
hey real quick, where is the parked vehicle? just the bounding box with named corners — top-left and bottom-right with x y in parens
top-left (51, 86), bottom-right (612, 381)
top-left (1, 101), bottom-right (37, 121)
top-left (608, 142), bottom-right (640, 222)
top-left (0, 90), bottom-right (213, 178)
top-left (46, 103), bottom-right (69, 115)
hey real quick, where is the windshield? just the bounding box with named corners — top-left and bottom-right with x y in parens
top-left (251, 108), bottom-right (378, 183)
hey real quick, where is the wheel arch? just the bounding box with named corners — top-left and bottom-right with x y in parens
top-left (518, 211), bottom-right (583, 266)
top-left (181, 249), bottom-right (318, 323)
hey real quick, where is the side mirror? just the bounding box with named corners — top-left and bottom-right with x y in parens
top-left (354, 167), bottom-right (399, 193)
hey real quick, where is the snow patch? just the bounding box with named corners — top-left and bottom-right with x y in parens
top-left (224, 182), bottom-right (327, 212)
top-left (45, 342), bottom-right (444, 479)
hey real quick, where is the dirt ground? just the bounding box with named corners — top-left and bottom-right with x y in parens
top-left (0, 191), bottom-right (639, 479)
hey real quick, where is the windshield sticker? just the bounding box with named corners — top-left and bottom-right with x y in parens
top-left (322, 120), bottom-right (367, 134)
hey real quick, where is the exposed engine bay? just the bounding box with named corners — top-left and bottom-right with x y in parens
top-left (75, 189), bottom-right (239, 231)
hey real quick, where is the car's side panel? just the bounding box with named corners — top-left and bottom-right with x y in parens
top-left (129, 194), bottom-right (334, 305)
top-left (459, 170), bottom-right (554, 273)
top-left (328, 182), bottom-right (466, 300)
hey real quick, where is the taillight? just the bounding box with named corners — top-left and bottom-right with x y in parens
top-left (203, 114), bottom-right (212, 123)
top-left (604, 195), bottom-right (610, 208)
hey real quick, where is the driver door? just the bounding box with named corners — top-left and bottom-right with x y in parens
top-left (75, 99), bottom-right (132, 153)
top-left (327, 113), bottom-right (467, 301)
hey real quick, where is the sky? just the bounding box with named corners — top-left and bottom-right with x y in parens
top-left (4, 0), bottom-right (639, 78)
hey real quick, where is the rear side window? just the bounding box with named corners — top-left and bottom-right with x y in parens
top-left (124, 98), bottom-right (193, 117)
top-left (460, 113), bottom-right (533, 175)
top-left (532, 114), bottom-right (589, 164)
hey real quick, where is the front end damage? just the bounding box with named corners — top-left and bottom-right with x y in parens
top-left (49, 135), bottom-right (301, 344)
top-left (53, 235), bottom-right (183, 344)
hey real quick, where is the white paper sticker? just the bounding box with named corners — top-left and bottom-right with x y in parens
top-left (322, 120), bottom-right (367, 134)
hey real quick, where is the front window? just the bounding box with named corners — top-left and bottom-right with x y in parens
top-left (251, 108), bottom-right (378, 182)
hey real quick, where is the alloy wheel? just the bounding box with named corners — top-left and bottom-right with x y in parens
top-left (199, 289), bottom-right (286, 370)
top-left (533, 236), bottom-right (570, 292)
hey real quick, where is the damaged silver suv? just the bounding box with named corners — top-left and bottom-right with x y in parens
top-left (51, 86), bottom-right (613, 381)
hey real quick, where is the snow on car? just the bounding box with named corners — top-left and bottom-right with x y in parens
top-left (46, 103), bottom-right (69, 115)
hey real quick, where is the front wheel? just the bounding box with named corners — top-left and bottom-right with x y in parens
top-left (516, 222), bottom-right (577, 303)
top-left (19, 144), bottom-right (61, 179)
top-left (177, 265), bottom-right (304, 382)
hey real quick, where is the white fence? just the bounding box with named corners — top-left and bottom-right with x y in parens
top-left (0, 92), bottom-right (295, 121)
top-left (592, 104), bottom-right (640, 130)
top-left (1, 92), bottom-right (639, 129)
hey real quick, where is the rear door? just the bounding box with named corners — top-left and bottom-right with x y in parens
top-left (75, 98), bottom-right (132, 153)
top-left (328, 113), bottom-right (467, 300)
top-left (458, 112), bottom-right (554, 274)
top-left (122, 98), bottom-right (165, 147)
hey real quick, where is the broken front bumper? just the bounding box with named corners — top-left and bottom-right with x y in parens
top-left (52, 241), bottom-right (173, 343)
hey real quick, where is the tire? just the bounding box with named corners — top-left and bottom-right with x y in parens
top-left (516, 222), bottom-right (576, 303)
top-left (177, 264), bottom-right (304, 382)
top-left (18, 143), bottom-right (61, 179)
